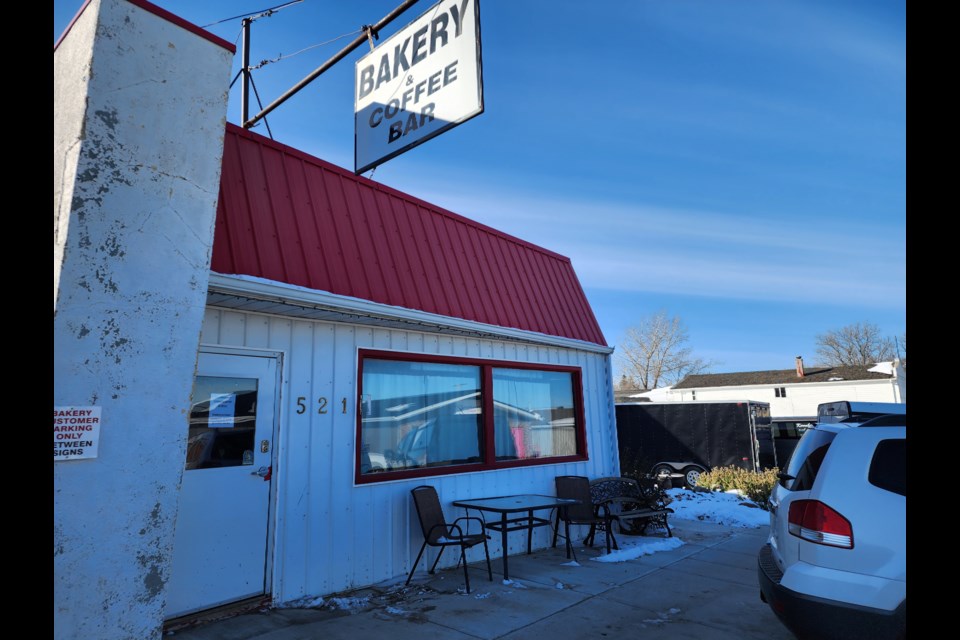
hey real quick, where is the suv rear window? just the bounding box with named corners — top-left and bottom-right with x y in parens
top-left (869, 439), bottom-right (906, 496)
top-left (782, 428), bottom-right (836, 491)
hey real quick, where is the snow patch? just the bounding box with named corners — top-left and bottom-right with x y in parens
top-left (502, 579), bottom-right (527, 589)
top-left (868, 361), bottom-right (895, 375)
top-left (560, 561), bottom-right (581, 567)
top-left (326, 596), bottom-right (370, 612)
top-left (666, 488), bottom-right (769, 528)
top-left (643, 607), bottom-right (682, 626)
top-left (591, 536), bottom-right (684, 563)
top-left (274, 595), bottom-right (326, 609)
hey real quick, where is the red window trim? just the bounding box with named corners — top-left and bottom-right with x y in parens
top-left (354, 349), bottom-right (588, 484)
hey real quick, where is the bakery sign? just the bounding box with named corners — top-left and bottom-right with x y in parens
top-left (355, 0), bottom-right (483, 174)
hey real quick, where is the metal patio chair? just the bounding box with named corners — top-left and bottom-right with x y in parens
top-left (406, 485), bottom-right (492, 593)
top-left (552, 475), bottom-right (616, 557)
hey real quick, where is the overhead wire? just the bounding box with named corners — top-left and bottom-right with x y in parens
top-left (251, 29), bottom-right (363, 70)
top-left (201, 0), bottom-right (305, 28)
top-left (203, 0), bottom-right (355, 136)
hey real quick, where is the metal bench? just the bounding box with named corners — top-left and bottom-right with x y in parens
top-left (589, 476), bottom-right (674, 537)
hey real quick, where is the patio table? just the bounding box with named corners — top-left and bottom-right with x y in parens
top-left (452, 494), bottom-right (581, 581)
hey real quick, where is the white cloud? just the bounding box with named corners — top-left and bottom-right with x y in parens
top-left (375, 176), bottom-right (904, 309)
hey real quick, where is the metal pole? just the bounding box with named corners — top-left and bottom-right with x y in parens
top-left (241, 17), bottom-right (252, 126)
top-left (243, 0), bottom-right (421, 129)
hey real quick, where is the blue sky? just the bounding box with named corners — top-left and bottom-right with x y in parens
top-left (54, 0), bottom-right (906, 377)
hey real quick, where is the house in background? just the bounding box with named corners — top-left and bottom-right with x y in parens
top-left (629, 356), bottom-right (906, 438)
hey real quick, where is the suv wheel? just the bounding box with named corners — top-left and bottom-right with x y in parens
top-left (683, 466), bottom-right (702, 488)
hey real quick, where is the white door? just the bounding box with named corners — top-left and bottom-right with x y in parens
top-left (167, 352), bottom-right (278, 618)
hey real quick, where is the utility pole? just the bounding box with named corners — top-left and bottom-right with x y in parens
top-left (243, 0), bottom-right (421, 129)
top-left (241, 17), bottom-right (252, 126)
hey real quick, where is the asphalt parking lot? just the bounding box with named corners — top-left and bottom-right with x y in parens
top-left (167, 517), bottom-right (794, 640)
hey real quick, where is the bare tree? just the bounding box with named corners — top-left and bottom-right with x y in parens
top-left (814, 321), bottom-right (895, 366)
top-left (614, 374), bottom-right (636, 391)
top-left (617, 310), bottom-right (713, 389)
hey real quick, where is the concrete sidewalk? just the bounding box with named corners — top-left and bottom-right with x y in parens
top-left (166, 519), bottom-right (793, 640)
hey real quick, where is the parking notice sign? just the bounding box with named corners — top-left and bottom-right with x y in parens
top-left (53, 406), bottom-right (102, 461)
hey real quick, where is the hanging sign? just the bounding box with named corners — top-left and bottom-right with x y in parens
top-left (53, 406), bottom-right (102, 460)
top-left (355, 0), bottom-right (483, 174)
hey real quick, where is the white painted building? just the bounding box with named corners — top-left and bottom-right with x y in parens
top-left (632, 356), bottom-right (906, 429)
top-left (54, 2), bottom-right (619, 637)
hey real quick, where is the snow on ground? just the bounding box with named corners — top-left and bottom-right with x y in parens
top-left (273, 595), bottom-right (327, 609)
top-left (322, 596), bottom-right (371, 611)
top-left (274, 594), bottom-right (371, 612)
top-left (665, 487), bottom-right (770, 528)
top-left (587, 486), bottom-right (768, 562)
top-left (590, 535), bottom-right (684, 563)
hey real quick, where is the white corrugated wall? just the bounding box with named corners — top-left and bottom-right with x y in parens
top-left (199, 307), bottom-right (618, 602)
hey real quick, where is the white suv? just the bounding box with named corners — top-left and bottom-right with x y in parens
top-left (758, 414), bottom-right (906, 640)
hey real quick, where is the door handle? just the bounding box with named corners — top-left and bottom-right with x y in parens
top-left (250, 465), bottom-right (272, 481)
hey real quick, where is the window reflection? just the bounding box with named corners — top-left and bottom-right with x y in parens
top-left (360, 360), bottom-right (482, 473)
top-left (493, 368), bottom-right (576, 461)
top-left (185, 376), bottom-right (258, 470)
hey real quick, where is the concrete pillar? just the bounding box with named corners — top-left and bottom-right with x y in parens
top-left (53, 1), bottom-right (234, 638)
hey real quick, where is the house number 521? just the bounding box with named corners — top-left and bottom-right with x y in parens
top-left (295, 397), bottom-right (349, 415)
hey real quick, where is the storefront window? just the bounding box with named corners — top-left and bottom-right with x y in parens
top-left (493, 368), bottom-right (576, 461)
top-left (359, 359), bottom-right (482, 473)
top-left (357, 352), bottom-right (586, 482)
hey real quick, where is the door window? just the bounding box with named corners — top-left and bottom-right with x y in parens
top-left (186, 376), bottom-right (258, 469)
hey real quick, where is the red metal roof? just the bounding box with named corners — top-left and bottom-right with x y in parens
top-left (211, 124), bottom-right (607, 347)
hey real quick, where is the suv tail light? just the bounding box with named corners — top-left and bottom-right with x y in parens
top-left (787, 500), bottom-right (853, 549)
